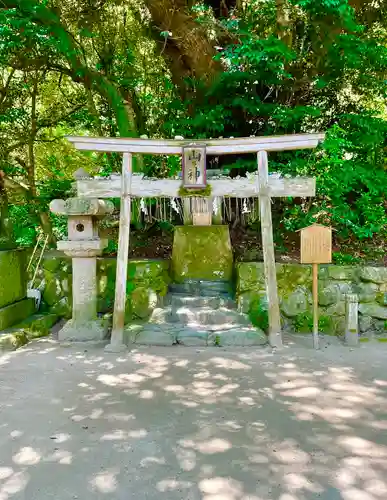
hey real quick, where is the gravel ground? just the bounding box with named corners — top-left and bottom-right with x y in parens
top-left (1, 335), bottom-right (387, 500)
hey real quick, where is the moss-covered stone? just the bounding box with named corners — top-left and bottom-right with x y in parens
top-left (127, 259), bottom-right (170, 287)
top-left (318, 284), bottom-right (341, 306)
top-left (129, 287), bottom-right (158, 320)
top-left (277, 264), bottom-right (312, 290)
top-left (281, 287), bottom-right (311, 317)
top-left (16, 313), bottom-right (58, 333)
top-left (359, 303), bottom-right (387, 320)
top-left (359, 267), bottom-right (387, 284)
top-left (236, 263), bottom-right (313, 321)
top-left (0, 250), bottom-right (27, 308)
top-left (373, 319), bottom-right (387, 334)
top-left (11, 313), bottom-right (58, 339)
top-left (234, 262), bottom-right (385, 335)
top-left (51, 297), bottom-right (72, 319)
top-left (236, 263), bottom-right (265, 294)
top-left (96, 258), bottom-right (170, 323)
top-left (359, 315), bottom-right (373, 333)
top-left (325, 301), bottom-right (346, 316)
top-left (171, 226), bottom-right (233, 283)
top-left (42, 270), bottom-right (64, 306)
top-left (0, 331), bottom-right (29, 351)
top-left (319, 265), bottom-right (356, 281)
top-left (42, 257), bottom-right (63, 273)
top-left (0, 298), bottom-right (36, 331)
top-left (376, 292), bottom-right (387, 306)
top-left (354, 282), bottom-right (378, 303)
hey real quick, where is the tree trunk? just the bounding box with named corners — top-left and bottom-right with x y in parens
top-left (145, 0), bottom-right (221, 90)
top-left (276, 0), bottom-right (292, 47)
top-left (39, 211), bottom-right (56, 245)
top-left (28, 76), bottom-right (38, 197)
top-left (0, 172), bottom-right (15, 249)
top-left (28, 74), bottom-right (56, 245)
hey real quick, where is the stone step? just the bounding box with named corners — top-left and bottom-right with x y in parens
top-left (169, 295), bottom-right (235, 310)
top-left (169, 280), bottom-right (233, 297)
top-left (125, 323), bottom-right (268, 347)
top-left (170, 306), bottom-right (250, 326)
top-left (149, 307), bottom-right (173, 324)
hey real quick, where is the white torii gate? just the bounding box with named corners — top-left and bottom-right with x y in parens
top-left (68, 133), bottom-right (324, 351)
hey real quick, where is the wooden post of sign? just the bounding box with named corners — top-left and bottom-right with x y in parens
top-left (300, 224), bottom-right (332, 350)
top-left (258, 151), bottom-right (282, 349)
top-left (105, 153), bottom-right (132, 353)
top-left (312, 263), bottom-right (319, 349)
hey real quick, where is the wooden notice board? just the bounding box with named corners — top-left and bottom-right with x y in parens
top-left (300, 224), bottom-right (332, 264)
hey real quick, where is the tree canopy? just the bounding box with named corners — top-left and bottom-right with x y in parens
top-left (0, 0), bottom-right (386, 260)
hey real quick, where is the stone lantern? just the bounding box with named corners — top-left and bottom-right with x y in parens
top-left (50, 197), bottom-right (114, 341)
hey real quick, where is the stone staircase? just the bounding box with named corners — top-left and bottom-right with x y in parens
top-left (126, 280), bottom-right (268, 347)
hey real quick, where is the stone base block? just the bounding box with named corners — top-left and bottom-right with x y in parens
top-left (125, 323), bottom-right (175, 346)
top-left (171, 225), bottom-right (233, 282)
top-left (208, 327), bottom-right (268, 346)
top-left (177, 327), bottom-right (209, 346)
top-left (58, 319), bottom-right (108, 342)
top-left (105, 343), bottom-right (128, 353)
top-left (0, 298), bottom-right (36, 331)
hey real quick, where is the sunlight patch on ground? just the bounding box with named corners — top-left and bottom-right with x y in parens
top-left (89, 469), bottom-right (118, 494)
top-left (0, 471), bottom-right (29, 499)
top-left (13, 447), bottom-right (41, 466)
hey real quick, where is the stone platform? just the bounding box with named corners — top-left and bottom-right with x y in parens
top-left (125, 280), bottom-right (267, 347)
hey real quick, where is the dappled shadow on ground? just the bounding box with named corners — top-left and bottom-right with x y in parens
top-left (1, 340), bottom-right (387, 499)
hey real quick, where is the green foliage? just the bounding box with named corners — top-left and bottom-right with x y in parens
top-left (104, 239), bottom-right (118, 256)
top-left (0, 0), bottom-right (386, 255)
top-left (214, 334), bottom-right (221, 346)
top-left (333, 252), bottom-right (361, 265)
top-left (294, 312), bottom-right (333, 334)
top-left (162, 0), bottom-right (387, 246)
top-left (249, 296), bottom-right (269, 332)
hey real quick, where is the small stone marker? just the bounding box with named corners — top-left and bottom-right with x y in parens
top-left (300, 224), bottom-right (333, 349)
top-left (345, 294), bottom-right (359, 347)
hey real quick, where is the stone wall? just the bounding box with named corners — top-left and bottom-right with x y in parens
top-left (33, 254), bottom-right (170, 322)
top-left (0, 249), bottom-right (27, 308)
top-left (236, 263), bottom-right (387, 337)
top-left (32, 254), bottom-right (386, 337)
top-left (0, 250), bottom-right (36, 330)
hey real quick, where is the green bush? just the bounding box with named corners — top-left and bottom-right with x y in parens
top-left (249, 296), bottom-right (269, 332)
top-left (294, 312), bottom-right (333, 334)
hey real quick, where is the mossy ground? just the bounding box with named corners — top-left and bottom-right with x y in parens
top-left (0, 313), bottom-right (59, 351)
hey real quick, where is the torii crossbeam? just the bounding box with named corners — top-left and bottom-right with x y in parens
top-left (67, 133), bottom-right (324, 351)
